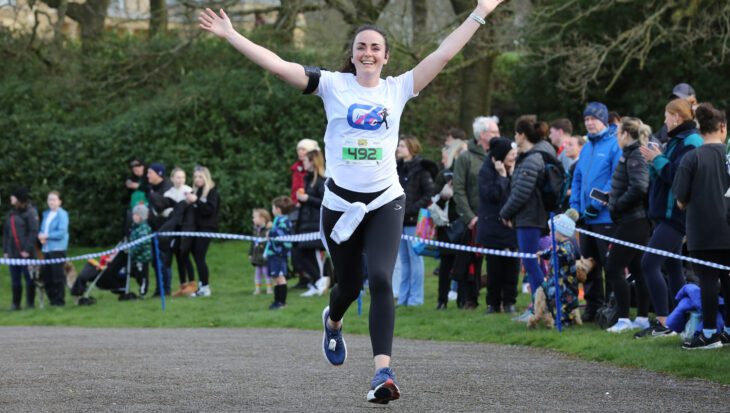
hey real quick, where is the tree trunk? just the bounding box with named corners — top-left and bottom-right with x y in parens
top-left (411, 0), bottom-right (427, 45)
top-left (450, 0), bottom-right (498, 132)
top-left (274, 0), bottom-right (301, 44)
top-left (149, 0), bottom-right (168, 38)
top-left (41, 0), bottom-right (110, 46)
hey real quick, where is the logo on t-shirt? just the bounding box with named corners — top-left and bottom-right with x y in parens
top-left (347, 104), bottom-right (387, 131)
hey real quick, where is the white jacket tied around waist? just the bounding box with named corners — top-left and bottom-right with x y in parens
top-left (321, 179), bottom-right (404, 244)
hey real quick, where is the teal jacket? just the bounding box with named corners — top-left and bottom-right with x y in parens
top-left (647, 121), bottom-right (702, 233)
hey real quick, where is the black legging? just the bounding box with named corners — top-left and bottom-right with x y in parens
top-left (292, 246), bottom-right (321, 283)
top-left (580, 223), bottom-right (614, 315)
top-left (40, 251), bottom-right (66, 306)
top-left (437, 254), bottom-right (455, 305)
top-left (322, 181), bottom-right (404, 357)
top-left (605, 219), bottom-right (651, 319)
top-left (690, 250), bottom-right (730, 331)
top-left (173, 237), bottom-right (195, 284)
top-left (485, 254), bottom-right (519, 310)
top-left (192, 237), bottom-right (212, 286)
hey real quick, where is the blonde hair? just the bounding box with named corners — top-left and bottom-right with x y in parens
top-left (442, 139), bottom-right (466, 169)
top-left (307, 150), bottom-right (325, 187)
top-left (253, 208), bottom-right (272, 224)
top-left (193, 166), bottom-right (216, 198)
top-left (620, 117), bottom-right (652, 146)
top-left (297, 139), bottom-right (320, 152)
top-left (170, 167), bottom-right (185, 179)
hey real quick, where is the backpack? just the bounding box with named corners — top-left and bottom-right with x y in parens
top-left (531, 151), bottom-right (569, 212)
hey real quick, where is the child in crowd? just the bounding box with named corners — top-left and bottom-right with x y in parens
top-left (250, 208), bottom-right (273, 295)
top-left (528, 209), bottom-right (582, 328)
top-left (265, 196), bottom-right (294, 309)
top-left (130, 204), bottom-right (153, 296)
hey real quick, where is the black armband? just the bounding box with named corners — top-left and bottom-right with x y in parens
top-left (302, 65), bottom-right (321, 95)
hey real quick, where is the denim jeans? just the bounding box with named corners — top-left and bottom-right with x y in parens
top-left (517, 227), bottom-right (544, 298)
top-left (397, 225), bottom-right (424, 306)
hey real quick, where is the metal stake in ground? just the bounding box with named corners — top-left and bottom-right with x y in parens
top-left (549, 213), bottom-right (562, 332)
top-left (153, 234), bottom-right (166, 311)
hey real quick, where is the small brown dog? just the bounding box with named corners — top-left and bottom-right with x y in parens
top-left (575, 257), bottom-right (595, 284)
top-left (64, 262), bottom-right (78, 289)
top-left (527, 287), bottom-right (583, 329)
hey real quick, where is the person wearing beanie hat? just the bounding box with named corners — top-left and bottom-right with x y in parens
top-left (531, 210), bottom-right (582, 328)
top-left (148, 162), bottom-right (166, 179)
top-left (4, 188), bottom-right (39, 310)
top-left (145, 161), bottom-right (174, 296)
top-left (583, 102), bottom-right (609, 128)
top-left (129, 203), bottom-right (152, 296)
top-left (478, 137), bottom-right (519, 314)
top-left (570, 102), bottom-right (622, 322)
top-left (488, 137), bottom-right (514, 163)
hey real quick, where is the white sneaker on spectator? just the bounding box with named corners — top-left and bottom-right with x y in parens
top-left (632, 317), bottom-right (650, 330)
top-left (301, 285), bottom-right (319, 297)
top-left (315, 277), bottom-right (330, 294)
top-left (192, 285), bottom-right (211, 297)
top-left (607, 318), bottom-right (634, 333)
top-left (447, 291), bottom-right (457, 302)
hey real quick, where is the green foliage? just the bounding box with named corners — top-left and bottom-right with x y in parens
top-left (0, 30), bottom-right (465, 245)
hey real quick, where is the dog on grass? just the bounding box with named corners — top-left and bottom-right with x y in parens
top-left (527, 287), bottom-right (583, 329)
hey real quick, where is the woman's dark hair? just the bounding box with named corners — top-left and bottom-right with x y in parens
top-left (339, 25), bottom-right (390, 74)
top-left (514, 115), bottom-right (549, 144)
top-left (695, 103), bottom-right (727, 135)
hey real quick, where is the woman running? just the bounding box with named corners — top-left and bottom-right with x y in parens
top-left (199, 0), bottom-right (506, 403)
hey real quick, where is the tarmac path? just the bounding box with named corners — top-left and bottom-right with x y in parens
top-left (0, 327), bottom-right (727, 412)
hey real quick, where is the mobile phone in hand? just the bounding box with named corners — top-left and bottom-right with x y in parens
top-left (589, 188), bottom-right (609, 204)
top-left (647, 142), bottom-right (660, 151)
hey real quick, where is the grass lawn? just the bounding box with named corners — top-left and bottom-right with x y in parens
top-left (1, 241), bottom-right (728, 384)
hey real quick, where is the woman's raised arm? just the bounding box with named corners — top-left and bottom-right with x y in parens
top-left (199, 8), bottom-right (309, 91)
top-left (412, 0), bottom-right (505, 94)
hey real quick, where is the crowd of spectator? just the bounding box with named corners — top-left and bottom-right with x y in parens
top-left (3, 82), bottom-right (729, 350)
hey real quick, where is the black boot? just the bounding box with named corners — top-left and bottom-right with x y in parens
top-left (26, 285), bottom-right (35, 309)
top-left (10, 286), bottom-right (22, 311)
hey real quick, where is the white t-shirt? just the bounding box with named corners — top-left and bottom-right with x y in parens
top-left (316, 70), bottom-right (418, 193)
top-left (43, 210), bottom-right (57, 235)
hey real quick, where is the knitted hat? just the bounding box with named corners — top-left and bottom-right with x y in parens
top-left (296, 139), bottom-right (320, 152)
top-left (132, 204), bottom-right (149, 221)
top-left (583, 102), bottom-right (609, 127)
top-left (12, 187), bottom-right (30, 204)
top-left (148, 162), bottom-right (166, 178)
top-left (549, 210), bottom-right (578, 238)
top-left (489, 137), bottom-right (514, 162)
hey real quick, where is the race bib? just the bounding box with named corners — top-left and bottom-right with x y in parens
top-left (341, 137), bottom-right (384, 166)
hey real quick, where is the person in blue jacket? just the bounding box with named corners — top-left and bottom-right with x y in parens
top-left (38, 190), bottom-right (70, 306)
top-left (634, 99), bottom-right (703, 338)
top-left (569, 102), bottom-right (621, 322)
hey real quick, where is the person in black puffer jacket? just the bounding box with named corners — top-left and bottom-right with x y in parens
top-left (395, 135), bottom-right (437, 307)
top-left (3, 187), bottom-right (39, 310)
top-left (294, 149), bottom-right (328, 297)
top-left (478, 137), bottom-right (519, 314)
top-left (604, 117), bottom-right (652, 333)
top-left (500, 117), bottom-right (556, 304)
top-left (433, 138), bottom-right (467, 310)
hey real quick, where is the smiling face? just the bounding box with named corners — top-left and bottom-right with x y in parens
top-left (351, 29), bottom-right (389, 77)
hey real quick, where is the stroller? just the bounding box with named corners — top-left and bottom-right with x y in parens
top-left (70, 244), bottom-right (139, 305)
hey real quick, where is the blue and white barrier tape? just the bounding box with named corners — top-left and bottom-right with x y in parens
top-left (575, 228), bottom-right (730, 271)
top-left (2, 229), bottom-right (728, 271)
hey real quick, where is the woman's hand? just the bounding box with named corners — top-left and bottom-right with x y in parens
top-left (199, 8), bottom-right (235, 39)
top-left (439, 182), bottom-right (453, 200)
top-left (186, 192), bottom-right (198, 204)
top-left (38, 233), bottom-right (48, 244)
top-left (20, 251), bottom-right (29, 258)
top-left (296, 192), bottom-right (309, 203)
top-left (493, 158), bottom-right (507, 177)
top-left (476, 0), bottom-right (507, 15)
top-left (639, 145), bottom-right (661, 163)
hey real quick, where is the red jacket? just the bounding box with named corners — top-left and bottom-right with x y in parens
top-left (290, 160), bottom-right (307, 204)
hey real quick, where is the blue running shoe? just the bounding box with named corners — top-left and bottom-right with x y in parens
top-left (367, 367), bottom-right (401, 404)
top-left (322, 306), bottom-right (347, 366)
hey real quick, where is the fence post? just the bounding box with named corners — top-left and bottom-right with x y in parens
top-left (549, 213), bottom-right (562, 332)
top-left (153, 234), bottom-right (166, 311)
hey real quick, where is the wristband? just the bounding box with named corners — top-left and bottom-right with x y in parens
top-left (470, 12), bottom-right (486, 25)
